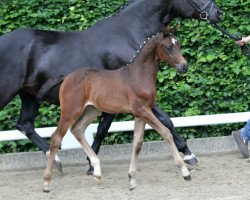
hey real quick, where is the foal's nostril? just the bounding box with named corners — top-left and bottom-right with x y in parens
top-left (177, 64), bottom-right (188, 74)
top-left (183, 65), bottom-right (188, 73)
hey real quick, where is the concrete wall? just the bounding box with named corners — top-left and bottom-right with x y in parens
top-left (0, 136), bottom-right (239, 171)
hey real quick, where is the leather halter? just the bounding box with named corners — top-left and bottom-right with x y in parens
top-left (186, 0), bottom-right (214, 21)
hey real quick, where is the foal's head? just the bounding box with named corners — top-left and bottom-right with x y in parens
top-left (156, 27), bottom-right (188, 74)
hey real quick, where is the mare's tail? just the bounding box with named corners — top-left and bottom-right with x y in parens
top-left (37, 76), bottom-right (65, 102)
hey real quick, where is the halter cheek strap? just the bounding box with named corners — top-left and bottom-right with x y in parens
top-left (187, 0), bottom-right (214, 21)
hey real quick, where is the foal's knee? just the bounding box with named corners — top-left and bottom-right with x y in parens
top-left (50, 134), bottom-right (63, 149)
top-left (163, 130), bottom-right (174, 144)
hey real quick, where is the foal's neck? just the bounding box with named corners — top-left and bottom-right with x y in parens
top-left (130, 34), bottom-right (162, 66)
top-left (128, 34), bottom-right (163, 81)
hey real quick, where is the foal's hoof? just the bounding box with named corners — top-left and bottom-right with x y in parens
top-left (54, 160), bottom-right (63, 174)
top-left (184, 155), bottom-right (198, 166)
top-left (94, 175), bottom-right (101, 182)
top-left (129, 183), bottom-right (137, 191)
top-left (43, 189), bottom-right (50, 193)
top-left (129, 178), bottom-right (137, 190)
top-left (87, 165), bottom-right (94, 175)
top-left (183, 175), bottom-right (192, 181)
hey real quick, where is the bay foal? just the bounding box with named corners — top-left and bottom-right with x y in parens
top-left (43, 28), bottom-right (190, 192)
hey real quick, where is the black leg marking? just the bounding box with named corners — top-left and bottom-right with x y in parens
top-left (17, 94), bottom-right (62, 172)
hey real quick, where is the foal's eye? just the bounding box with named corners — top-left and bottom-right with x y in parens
top-left (165, 45), bottom-right (173, 51)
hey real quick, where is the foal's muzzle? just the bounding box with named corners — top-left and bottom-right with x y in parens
top-left (176, 63), bottom-right (188, 74)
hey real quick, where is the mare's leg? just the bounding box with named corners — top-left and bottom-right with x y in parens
top-left (17, 94), bottom-right (62, 172)
top-left (136, 108), bottom-right (190, 180)
top-left (128, 118), bottom-right (145, 190)
top-left (70, 106), bottom-right (102, 179)
top-left (152, 105), bottom-right (197, 165)
top-left (87, 113), bottom-right (116, 175)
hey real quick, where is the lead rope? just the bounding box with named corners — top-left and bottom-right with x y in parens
top-left (210, 22), bottom-right (250, 57)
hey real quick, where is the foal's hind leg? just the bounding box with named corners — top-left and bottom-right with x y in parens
top-left (136, 108), bottom-right (190, 180)
top-left (87, 113), bottom-right (116, 175)
top-left (70, 106), bottom-right (102, 180)
top-left (43, 102), bottom-right (83, 192)
top-left (128, 118), bottom-right (145, 190)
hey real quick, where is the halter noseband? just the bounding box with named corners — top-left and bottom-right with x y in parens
top-left (186, 0), bottom-right (214, 21)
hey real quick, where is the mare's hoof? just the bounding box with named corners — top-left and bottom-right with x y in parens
top-left (54, 160), bottom-right (62, 174)
top-left (183, 175), bottom-right (192, 181)
top-left (184, 156), bottom-right (198, 166)
top-left (87, 166), bottom-right (94, 175)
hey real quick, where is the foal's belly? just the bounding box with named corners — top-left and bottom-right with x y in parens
top-left (85, 100), bottom-right (131, 114)
top-left (87, 89), bottom-right (132, 114)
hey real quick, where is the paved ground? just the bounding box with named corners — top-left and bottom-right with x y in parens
top-left (0, 152), bottom-right (250, 200)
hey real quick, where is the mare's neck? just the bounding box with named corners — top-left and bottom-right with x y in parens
top-left (116, 0), bottom-right (171, 47)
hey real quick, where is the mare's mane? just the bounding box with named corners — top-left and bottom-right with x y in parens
top-left (115, 0), bottom-right (139, 15)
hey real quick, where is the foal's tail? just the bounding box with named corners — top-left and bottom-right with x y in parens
top-left (37, 75), bottom-right (65, 102)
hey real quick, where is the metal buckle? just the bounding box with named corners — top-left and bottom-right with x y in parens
top-left (200, 11), bottom-right (208, 20)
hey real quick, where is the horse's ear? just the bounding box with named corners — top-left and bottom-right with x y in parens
top-left (172, 24), bottom-right (180, 35)
top-left (163, 26), bottom-right (174, 37)
top-left (163, 25), bottom-right (179, 38)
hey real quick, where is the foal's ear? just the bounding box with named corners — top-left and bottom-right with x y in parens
top-left (172, 25), bottom-right (181, 35)
top-left (163, 26), bottom-right (176, 37)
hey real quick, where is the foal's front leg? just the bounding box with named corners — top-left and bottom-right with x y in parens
top-left (87, 113), bottom-right (116, 175)
top-left (152, 105), bottom-right (198, 166)
top-left (138, 108), bottom-right (191, 180)
top-left (128, 118), bottom-right (145, 190)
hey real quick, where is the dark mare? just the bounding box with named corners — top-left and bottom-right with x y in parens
top-left (0, 0), bottom-right (222, 172)
top-left (43, 27), bottom-right (190, 192)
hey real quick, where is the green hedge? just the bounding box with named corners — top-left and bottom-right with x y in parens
top-left (0, 0), bottom-right (249, 153)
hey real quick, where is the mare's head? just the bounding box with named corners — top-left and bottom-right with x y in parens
top-left (172, 0), bottom-right (223, 23)
top-left (156, 27), bottom-right (188, 74)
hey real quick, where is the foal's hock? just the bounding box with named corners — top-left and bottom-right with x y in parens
top-left (43, 28), bottom-right (190, 192)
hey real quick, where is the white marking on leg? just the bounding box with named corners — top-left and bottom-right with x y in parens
top-left (181, 165), bottom-right (190, 178)
top-left (129, 177), bottom-right (137, 190)
top-left (70, 106), bottom-right (102, 180)
top-left (43, 180), bottom-right (50, 192)
top-left (55, 155), bottom-right (60, 162)
top-left (90, 157), bottom-right (101, 178)
top-left (183, 154), bottom-right (196, 161)
top-left (46, 151), bottom-right (50, 157)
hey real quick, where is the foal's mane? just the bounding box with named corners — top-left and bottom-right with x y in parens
top-left (129, 27), bottom-right (177, 63)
